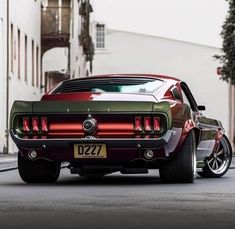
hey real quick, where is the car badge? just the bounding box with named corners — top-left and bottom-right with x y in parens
top-left (83, 118), bottom-right (97, 133)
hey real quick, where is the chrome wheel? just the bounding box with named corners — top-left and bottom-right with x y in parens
top-left (197, 135), bottom-right (232, 178)
top-left (206, 138), bottom-right (230, 175)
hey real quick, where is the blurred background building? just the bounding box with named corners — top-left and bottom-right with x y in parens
top-left (92, 26), bottom-right (234, 150)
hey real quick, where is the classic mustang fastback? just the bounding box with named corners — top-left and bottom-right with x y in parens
top-left (10, 74), bottom-right (232, 183)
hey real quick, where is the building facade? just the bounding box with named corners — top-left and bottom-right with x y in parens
top-left (0, 0), bottom-right (7, 153)
top-left (92, 27), bottom-right (232, 147)
top-left (0, 0), bottom-right (94, 154)
top-left (0, 0), bottom-right (41, 154)
top-left (42, 0), bottom-right (94, 92)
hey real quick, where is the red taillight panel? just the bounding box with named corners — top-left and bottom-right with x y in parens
top-left (32, 117), bottom-right (39, 132)
top-left (19, 114), bottom-right (163, 139)
top-left (153, 117), bottom-right (161, 131)
top-left (144, 117), bottom-right (152, 132)
top-left (41, 117), bottom-right (48, 132)
top-left (22, 117), bottom-right (30, 132)
top-left (135, 117), bottom-right (142, 132)
top-left (134, 116), bottom-right (162, 135)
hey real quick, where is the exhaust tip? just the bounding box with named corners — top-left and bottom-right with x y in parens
top-left (28, 150), bottom-right (37, 159)
top-left (144, 150), bottom-right (154, 160)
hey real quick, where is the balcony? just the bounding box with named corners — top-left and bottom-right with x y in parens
top-left (41, 1), bottom-right (70, 54)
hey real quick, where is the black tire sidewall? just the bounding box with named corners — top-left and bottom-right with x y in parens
top-left (18, 152), bottom-right (61, 183)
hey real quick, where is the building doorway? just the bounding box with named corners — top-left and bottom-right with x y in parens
top-left (45, 71), bottom-right (69, 92)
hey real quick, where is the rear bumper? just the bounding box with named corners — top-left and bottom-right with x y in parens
top-left (10, 129), bottom-right (179, 163)
top-left (10, 130), bottom-right (173, 149)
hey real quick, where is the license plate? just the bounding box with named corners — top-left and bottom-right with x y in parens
top-left (74, 144), bottom-right (107, 159)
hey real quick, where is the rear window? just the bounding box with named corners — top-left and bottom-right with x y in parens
top-left (53, 77), bottom-right (164, 94)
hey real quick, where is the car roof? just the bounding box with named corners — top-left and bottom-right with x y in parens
top-left (65, 74), bottom-right (181, 83)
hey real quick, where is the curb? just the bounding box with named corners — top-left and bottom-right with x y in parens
top-left (0, 164), bottom-right (68, 173)
top-left (0, 159), bottom-right (17, 164)
top-left (0, 167), bottom-right (17, 173)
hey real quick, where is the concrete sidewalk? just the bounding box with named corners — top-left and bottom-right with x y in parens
top-left (0, 154), bottom-right (17, 172)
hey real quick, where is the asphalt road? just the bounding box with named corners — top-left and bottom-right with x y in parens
top-left (0, 168), bottom-right (235, 229)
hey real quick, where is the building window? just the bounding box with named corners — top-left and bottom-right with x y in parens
top-left (10, 24), bottom-right (14, 73)
top-left (17, 29), bottom-right (21, 79)
top-left (96, 24), bottom-right (105, 49)
top-left (36, 46), bottom-right (39, 87)
top-left (32, 40), bottom-right (35, 86)
top-left (24, 35), bottom-right (28, 82)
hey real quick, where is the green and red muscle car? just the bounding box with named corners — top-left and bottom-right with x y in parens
top-left (10, 74), bottom-right (232, 183)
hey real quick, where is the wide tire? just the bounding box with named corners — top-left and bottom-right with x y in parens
top-left (18, 152), bottom-right (61, 183)
top-left (159, 131), bottom-right (196, 183)
top-left (197, 135), bottom-right (232, 178)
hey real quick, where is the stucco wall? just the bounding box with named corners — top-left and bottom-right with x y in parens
top-left (8, 0), bottom-right (42, 153)
top-left (0, 0), bottom-right (7, 153)
top-left (93, 29), bottom-right (229, 134)
top-left (43, 48), bottom-right (68, 73)
top-left (69, 0), bottom-right (88, 78)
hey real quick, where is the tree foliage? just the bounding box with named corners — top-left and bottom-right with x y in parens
top-left (215, 0), bottom-right (235, 85)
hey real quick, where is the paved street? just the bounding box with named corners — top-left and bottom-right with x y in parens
top-left (0, 167), bottom-right (235, 229)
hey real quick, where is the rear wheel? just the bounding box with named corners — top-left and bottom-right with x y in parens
top-left (159, 131), bottom-right (196, 183)
top-left (18, 152), bottom-right (60, 183)
top-left (197, 135), bottom-right (232, 178)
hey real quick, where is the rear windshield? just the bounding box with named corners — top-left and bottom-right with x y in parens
top-left (53, 77), bottom-right (164, 94)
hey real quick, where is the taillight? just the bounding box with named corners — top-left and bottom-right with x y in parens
top-left (32, 117), bottom-right (39, 132)
top-left (21, 116), bottom-right (49, 136)
top-left (22, 117), bottom-right (30, 132)
top-left (144, 117), bottom-right (151, 132)
top-left (134, 116), bottom-right (162, 134)
top-left (41, 117), bottom-right (48, 132)
top-left (135, 117), bottom-right (142, 131)
top-left (153, 117), bottom-right (160, 131)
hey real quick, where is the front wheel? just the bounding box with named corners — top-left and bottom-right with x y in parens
top-left (197, 135), bottom-right (232, 178)
top-left (159, 131), bottom-right (196, 183)
top-left (18, 152), bottom-right (61, 183)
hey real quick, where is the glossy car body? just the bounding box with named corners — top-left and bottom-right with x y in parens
top-left (10, 74), bottom-right (232, 183)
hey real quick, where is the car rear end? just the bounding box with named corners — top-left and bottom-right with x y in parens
top-left (10, 76), bottom-right (182, 178)
top-left (11, 99), bottom-right (175, 164)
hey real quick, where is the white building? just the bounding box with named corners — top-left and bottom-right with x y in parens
top-left (0, 0), bottom-right (41, 154)
top-left (0, 0), bottom-right (94, 154)
top-left (0, 0), bottom-right (8, 153)
top-left (92, 27), bottom-right (232, 147)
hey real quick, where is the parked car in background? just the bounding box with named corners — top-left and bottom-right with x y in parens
top-left (10, 74), bottom-right (232, 183)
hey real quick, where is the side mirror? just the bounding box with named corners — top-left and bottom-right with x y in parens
top-left (198, 105), bottom-right (206, 111)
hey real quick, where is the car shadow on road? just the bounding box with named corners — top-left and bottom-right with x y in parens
top-left (5, 173), bottom-right (201, 187)
top-left (57, 174), bottom-right (163, 186)
top-left (4, 168), bottom-right (231, 187)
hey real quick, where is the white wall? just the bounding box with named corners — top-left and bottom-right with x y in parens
top-left (93, 29), bottom-right (229, 133)
top-left (43, 47), bottom-right (68, 73)
top-left (8, 0), bottom-right (42, 153)
top-left (70, 0), bottom-right (88, 78)
top-left (0, 0), bottom-right (7, 153)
